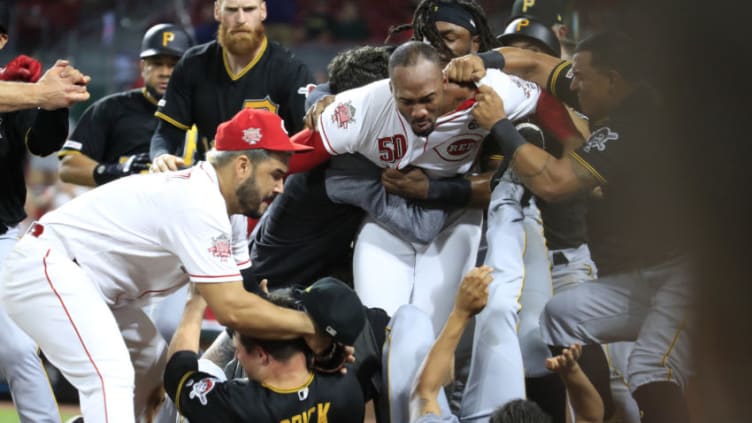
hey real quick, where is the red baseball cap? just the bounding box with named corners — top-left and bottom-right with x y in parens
top-left (214, 109), bottom-right (313, 153)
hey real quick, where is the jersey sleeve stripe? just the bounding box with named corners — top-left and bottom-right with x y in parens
top-left (174, 370), bottom-right (196, 414)
top-left (57, 149), bottom-right (82, 159)
top-left (189, 273), bottom-right (242, 283)
top-left (155, 111), bottom-right (191, 131)
top-left (569, 152), bottom-right (607, 184)
top-left (318, 112), bottom-right (340, 155)
top-left (547, 60), bottom-right (572, 99)
top-left (236, 259), bottom-right (251, 269)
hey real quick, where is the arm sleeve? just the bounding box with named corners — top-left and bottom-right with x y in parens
top-left (571, 126), bottom-right (623, 185)
top-left (286, 129), bottom-right (333, 174)
top-left (547, 60), bottom-right (581, 112)
top-left (21, 108), bottom-right (68, 156)
top-left (60, 100), bottom-right (108, 160)
top-left (479, 70), bottom-right (541, 121)
top-left (164, 351), bottom-right (238, 421)
top-left (150, 119), bottom-right (187, 159)
top-left (160, 208), bottom-right (242, 283)
top-left (305, 81), bottom-right (331, 110)
top-left (317, 88), bottom-right (371, 156)
top-left (325, 154), bottom-right (448, 244)
top-left (230, 214), bottom-right (251, 270)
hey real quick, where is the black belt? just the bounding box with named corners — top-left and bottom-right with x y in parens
top-left (552, 251), bottom-right (569, 266)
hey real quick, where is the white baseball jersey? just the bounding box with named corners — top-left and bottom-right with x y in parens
top-left (39, 162), bottom-right (250, 308)
top-left (318, 70), bottom-right (540, 178)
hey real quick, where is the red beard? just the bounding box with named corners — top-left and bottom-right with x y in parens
top-left (217, 22), bottom-right (265, 56)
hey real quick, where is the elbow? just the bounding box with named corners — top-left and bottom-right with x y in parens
top-left (57, 164), bottom-right (74, 184)
top-left (211, 304), bottom-right (240, 329)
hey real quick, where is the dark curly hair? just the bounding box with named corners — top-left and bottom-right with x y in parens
top-left (409, 0), bottom-right (500, 59)
top-left (490, 399), bottom-right (552, 423)
top-left (328, 45), bottom-right (395, 94)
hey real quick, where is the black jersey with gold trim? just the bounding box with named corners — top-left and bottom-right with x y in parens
top-left (155, 37), bottom-right (314, 160)
top-left (165, 351), bottom-right (365, 423)
top-left (59, 88), bottom-right (158, 164)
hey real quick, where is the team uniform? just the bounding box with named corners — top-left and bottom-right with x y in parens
top-left (152, 37), bottom-right (314, 161)
top-left (0, 107), bottom-right (68, 422)
top-left (539, 79), bottom-right (692, 397)
top-left (58, 88), bottom-right (159, 164)
top-left (0, 163), bottom-right (250, 422)
top-left (318, 71), bottom-right (540, 335)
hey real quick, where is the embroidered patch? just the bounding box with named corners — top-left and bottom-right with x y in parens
top-left (583, 127), bottom-right (619, 153)
top-left (188, 377), bottom-right (219, 405)
top-left (208, 234), bottom-right (232, 261)
top-left (331, 101), bottom-right (356, 129)
top-left (242, 127), bottom-right (262, 145)
top-left (468, 119), bottom-right (479, 130)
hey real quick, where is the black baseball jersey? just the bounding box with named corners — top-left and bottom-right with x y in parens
top-left (547, 61), bottom-right (580, 112)
top-left (155, 37), bottom-right (314, 160)
top-left (250, 163), bottom-right (365, 288)
top-left (58, 88), bottom-right (158, 163)
top-left (0, 108), bottom-right (68, 231)
top-left (571, 87), bottom-right (680, 275)
top-left (165, 351), bottom-right (365, 423)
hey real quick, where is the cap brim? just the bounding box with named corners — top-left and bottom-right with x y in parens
top-left (266, 142), bottom-right (314, 153)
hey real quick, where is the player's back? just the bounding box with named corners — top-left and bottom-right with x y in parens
top-left (40, 162), bottom-right (230, 307)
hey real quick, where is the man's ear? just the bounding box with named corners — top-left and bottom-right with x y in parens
top-left (236, 154), bottom-right (252, 178)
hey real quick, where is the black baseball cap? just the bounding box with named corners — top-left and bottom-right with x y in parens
top-left (0, 4), bottom-right (10, 35)
top-left (510, 0), bottom-right (564, 27)
top-left (296, 277), bottom-right (366, 345)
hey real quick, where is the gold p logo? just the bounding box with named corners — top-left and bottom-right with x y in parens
top-left (162, 31), bottom-right (175, 46)
top-left (516, 19), bottom-right (530, 32)
top-left (522, 0), bottom-right (536, 12)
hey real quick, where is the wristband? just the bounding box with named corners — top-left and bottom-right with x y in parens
top-left (92, 163), bottom-right (122, 186)
top-left (490, 118), bottom-right (528, 160)
top-left (478, 50), bottom-right (505, 70)
top-left (426, 176), bottom-right (472, 207)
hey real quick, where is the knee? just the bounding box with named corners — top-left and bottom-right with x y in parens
top-left (539, 291), bottom-right (580, 345)
top-left (0, 332), bottom-right (40, 373)
top-left (388, 305), bottom-right (434, 336)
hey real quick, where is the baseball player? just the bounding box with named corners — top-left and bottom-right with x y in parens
top-left (509, 0), bottom-right (573, 59)
top-left (385, 267), bottom-right (603, 423)
top-left (446, 32), bottom-right (692, 423)
top-left (58, 23), bottom-right (193, 187)
top-left (0, 109), bottom-right (353, 423)
top-left (165, 278), bottom-right (368, 422)
top-left (149, 0), bottom-right (314, 172)
top-left (0, 7), bottom-right (91, 421)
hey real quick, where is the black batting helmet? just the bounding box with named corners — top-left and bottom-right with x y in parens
top-left (140, 23), bottom-right (193, 59)
top-left (497, 17), bottom-right (561, 58)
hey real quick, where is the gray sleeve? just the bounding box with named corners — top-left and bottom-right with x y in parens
top-left (324, 154), bottom-right (447, 244)
top-left (305, 82), bottom-right (332, 110)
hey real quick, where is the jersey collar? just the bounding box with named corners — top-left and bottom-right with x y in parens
top-left (222, 36), bottom-right (268, 81)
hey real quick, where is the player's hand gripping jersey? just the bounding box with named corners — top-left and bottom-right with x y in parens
top-left (318, 70), bottom-right (540, 178)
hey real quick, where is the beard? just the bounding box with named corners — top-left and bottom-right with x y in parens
top-left (217, 21), bottom-right (265, 56)
top-left (235, 173), bottom-right (267, 219)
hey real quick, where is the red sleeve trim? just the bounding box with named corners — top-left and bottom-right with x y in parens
top-left (286, 129), bottom-right (332, 174)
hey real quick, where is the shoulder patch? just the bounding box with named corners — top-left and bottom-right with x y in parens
top-left (208, 234), bottom-right (232, 261)
top-left (331, 101), bottom-right (356, 129)
top-left (583, 127), bottom-right (619, 153)
top-left (62, 140), bottom-right (83, 151)
top-left (187, 377), bottom-right (219, 405)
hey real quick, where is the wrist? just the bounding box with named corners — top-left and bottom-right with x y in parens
top-left (490, 118), bottom-right (527, 160)
top-left (426, 177), bottom-right (472, 207)
top-left (478, 50), bottom-right (505, 70)
top-left (92, 163), bottom-right (123, 186)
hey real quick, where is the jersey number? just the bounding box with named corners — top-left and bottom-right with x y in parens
top-left (378, 135), bottom-right (407, 163)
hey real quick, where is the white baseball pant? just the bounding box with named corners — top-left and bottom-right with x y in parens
top-left (0, 225), bottom-right (61, 423)
top-left (540, 256), bottom-right (692, 391)
top-left (353, 208), bottom-right (482, 335)
top-left (2, 231), bottom-right (168, 423)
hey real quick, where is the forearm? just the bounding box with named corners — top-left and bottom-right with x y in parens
top-left (414, 310), bottom-right (472, 401)
top-left (561, 364), bottom-right (604, 423)
top-left (198, 282), bottom-right (316, 339)
top-left (496, 47), bottom-right (563, 88)
top-left (166, 296), bottom-right (208, 359)
top-left (200, 330), bottom-right (235, 369)
top-left (27, 108), bottom-right (69, 155)
top-left (58, 154), bottom-right (98, 186)
top-left (467, 172), bottom-right (493, 208)
top-left (150, 120), bottom-right (185, 159)
top-left (0, 81), bottom-right (45, 112)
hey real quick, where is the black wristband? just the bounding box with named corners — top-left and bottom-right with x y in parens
top-left (490, 118), bottom-right (528, 159)
top-left (92, 163), bottom-right (123, 186)
top-left (426, 176), bottom-right (472, 207)
top-left (478, 50), bottom-right (505, 70)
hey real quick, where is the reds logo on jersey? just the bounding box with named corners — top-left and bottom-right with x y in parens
top-left (187, 377), bottom-right (219, 406)
top-left (332, 101), bottom-right (356, 129)
top-left (208, 234), bottom-right (232, 261)
top-left (433, 138), bottom-right (480, 162)
top-left (583, 127), bottom-right (619, 153)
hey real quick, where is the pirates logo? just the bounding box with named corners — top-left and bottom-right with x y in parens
top-left (188, 377), bottom-right (219, 406)
top-left (583, 127), bottom-right (619, 153)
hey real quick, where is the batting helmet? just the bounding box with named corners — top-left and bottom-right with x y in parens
top-left (497, 17), bottom-right (561, 58)
top-left (140, 23), bottom-right (193, 59)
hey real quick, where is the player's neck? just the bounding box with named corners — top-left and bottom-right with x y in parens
top-left (259, 354), bottom-right (312, 390)
top-left (440, 82), bottom-right (475, 115)
top-left (224, 35), bottom-right (267, 75)
top-left (213, 163), bottom-right (239, 216)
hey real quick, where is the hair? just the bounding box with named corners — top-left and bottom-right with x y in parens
top-left (205, 148), bottom-right (272, 168)
top-left (236, 288), bottom-right (311, 362)
top-left (490, 399), bottom-right (552, 423)
top-left (410, 0), bottom-right (500, 59)
top-left (574, 31), bottom-right (641, 83)
top-left (388, 41), bottom-right (442, 77)
top-left (328, 45), bottom-right (394, 94)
